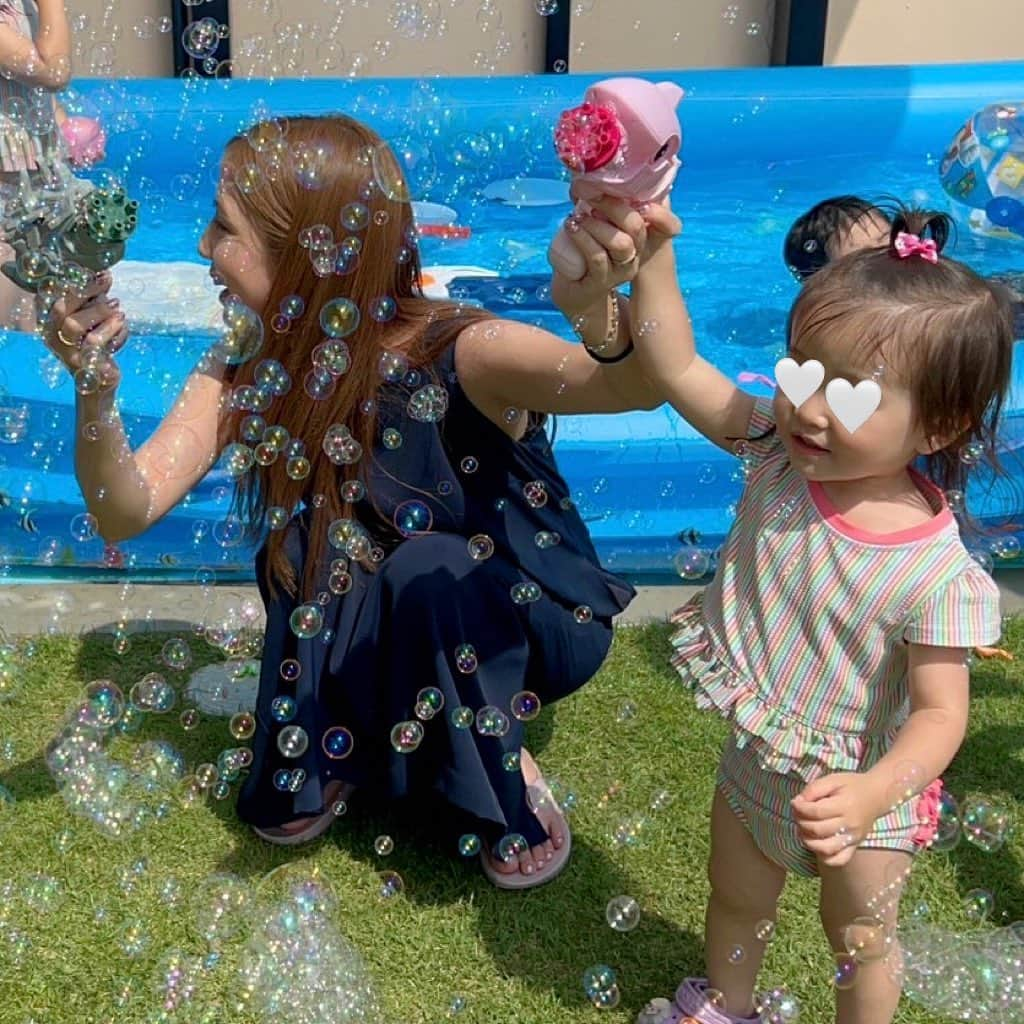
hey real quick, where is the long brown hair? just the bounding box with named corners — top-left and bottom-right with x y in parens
top-left (216, 115), bottom-right (492, 600)
top-left (788, 208), bottom-right (1016, 531)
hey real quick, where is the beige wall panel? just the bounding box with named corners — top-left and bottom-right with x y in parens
top-left (66, 0), bottom-right (172, 78)
top-left (826, 0), bottom-right (1024, 65)
top-left (228, 0), bottom-right (545, 79)
top-left (571, 0), bottom-right (776, 72)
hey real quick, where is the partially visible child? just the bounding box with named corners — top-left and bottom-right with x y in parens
top-left (785, 194), bottom-right (1024, 341)
top-left (782, 195), bottom-right (892, 281)
top-left (629, 207), bottom-right (1013, 1024)
top-left (0, 0), bottom-right (71, 329)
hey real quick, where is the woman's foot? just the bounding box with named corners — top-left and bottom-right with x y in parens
top-left (483, 748), bottom-right (567, 879)
top-left (265, 780), bottom-right (355, 837)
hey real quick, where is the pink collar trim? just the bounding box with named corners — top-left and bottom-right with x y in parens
top-left (807, 468), bottom-right (953, 545)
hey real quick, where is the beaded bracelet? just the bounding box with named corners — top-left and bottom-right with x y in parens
top-left (583, 291), bottom-right (634, 364)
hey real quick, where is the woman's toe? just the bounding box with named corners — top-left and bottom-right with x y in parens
top-left (517, 849), bottom-right (536, 875)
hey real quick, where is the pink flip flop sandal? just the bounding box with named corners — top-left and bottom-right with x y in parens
top-left (479, 770), bottom-right (573, 890)
top-left (479, 815), bottom-right (572, 890)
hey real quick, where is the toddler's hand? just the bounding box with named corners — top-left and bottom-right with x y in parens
top-left (791, 771), bottom-right (885, 868)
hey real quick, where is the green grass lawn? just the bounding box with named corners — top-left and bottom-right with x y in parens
top-left (1, 616), bottom-right (1022, 1024)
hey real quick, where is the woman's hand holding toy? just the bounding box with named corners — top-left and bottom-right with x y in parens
top-left (42, 270), bottom-right (127, 392)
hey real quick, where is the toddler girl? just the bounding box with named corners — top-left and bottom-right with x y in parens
top-left (631, 208), bottom-right (1013, 1024)
top-left (0, 0), bottom-right (71, 328)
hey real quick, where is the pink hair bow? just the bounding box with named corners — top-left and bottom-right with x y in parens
top-left (894, 231), bottom-right (938, 264)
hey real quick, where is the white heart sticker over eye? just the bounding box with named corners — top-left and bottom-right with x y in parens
top-left (824, 379), bottom-right (882, 434)
top-left (774, 358), bottom-right (824, 409)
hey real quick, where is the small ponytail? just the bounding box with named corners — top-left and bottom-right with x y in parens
top-left (888, 208), bottom-right (952, 258)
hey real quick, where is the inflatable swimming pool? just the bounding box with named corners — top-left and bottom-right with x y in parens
top-left (2, 63), bottom-right (1023, 582)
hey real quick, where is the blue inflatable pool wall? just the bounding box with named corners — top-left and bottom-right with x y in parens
top-left (1, 62), bottom-right (1023, 582)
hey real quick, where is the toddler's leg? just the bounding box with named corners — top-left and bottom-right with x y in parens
top-left (818, 848), bottom-right (911, 1024)
top-left (706, 788), bottom-right (787, 1018)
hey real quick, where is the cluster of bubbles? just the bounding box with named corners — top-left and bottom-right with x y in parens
top-left (44, 679), bottom-right (187, 837)
top-left (237, 875), bottom-right (383, 1023)
top-left (899, 918), bottom-right (1024, 1022)
top-left (930, 791), bottom-right (1014, 854)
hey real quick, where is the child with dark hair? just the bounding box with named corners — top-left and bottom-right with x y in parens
top-left (782, 195), bottom-right (893, 281)
top-left (630, 207), bottom-right (1014, 1024)
top-left (785, 195), bottom-right (1024, 338)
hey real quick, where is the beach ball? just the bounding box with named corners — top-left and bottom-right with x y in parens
top-left (939, 102), bottom-right (1024, 240)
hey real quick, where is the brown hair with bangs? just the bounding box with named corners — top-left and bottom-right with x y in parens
top-left (215, 114), bottom-right (493, 600)
top-left (787, 207), bottom-right (1016, 521)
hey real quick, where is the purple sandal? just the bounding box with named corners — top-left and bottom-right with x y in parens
top-left (635, 978), bottom-right (759, 1024)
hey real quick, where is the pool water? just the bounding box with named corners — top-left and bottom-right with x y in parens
top-left (1, 65), bottom-right (1023, 581)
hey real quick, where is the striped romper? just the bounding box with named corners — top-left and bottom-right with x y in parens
top-left (670, 398), bottom-right (1001, 876)
top-left (0, 0), bottom-right (60, 174)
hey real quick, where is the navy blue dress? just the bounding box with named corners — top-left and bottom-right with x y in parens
top-left (236, 341), bottom-right (635, 851)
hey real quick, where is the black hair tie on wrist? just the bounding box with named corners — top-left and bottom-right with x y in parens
top-left (585, 338), bottom-right (635, 363)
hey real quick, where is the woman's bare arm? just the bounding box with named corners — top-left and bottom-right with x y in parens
top-left (76, 355), bottom-right (229, 543)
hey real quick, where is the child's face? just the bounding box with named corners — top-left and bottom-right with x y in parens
top-left (198, 182), bottom-right (272, 317)
top-left (772, 332), bottom-right (931, 485)
top-left (827, 211), bottom-right (891, 260)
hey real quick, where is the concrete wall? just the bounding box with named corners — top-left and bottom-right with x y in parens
top-left (825, 0), bottom-right (1024, 66)
top-left (227, 0), bottom-right (544, 79)
top-left (63, 0), bottom-right (777, 79)
top-left (66, 0), bottom-right (173, 77)
top-left (569, 0), bottom-right (776, 72)
top-left (60, 1), bottom-right (1024, 80)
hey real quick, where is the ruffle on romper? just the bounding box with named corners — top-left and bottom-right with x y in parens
top-left (0, 124), bottom-right (48, 174)
top-left (669, 593), bottom-right (902, 785)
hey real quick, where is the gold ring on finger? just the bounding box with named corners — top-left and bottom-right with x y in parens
top-left (56, 326), bottom-right (77, 346)
top-left (610, 250), bottom-right (637, 266)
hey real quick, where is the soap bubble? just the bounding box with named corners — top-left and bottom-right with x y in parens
top-left (510, 581), bottom-right (541, 605)
top-left (277, 725), bottom-right (309, 759)
top-left (373, 835), bottom-right (394, 856)
top-left (129, 672), bottom-right (176, 713)
top-left (755, 919), bottom-right (776, 942)
top-left (833, 953), bottom-right (859, 990)
top-left (81, 679), bottom-right (125, 729)
top-left (963, 888), bottom-right (996, 923)
top-left (510, 690), bottom-right (541, 721)
top-left (843, 916), bottom-right (887, 963)
top-left (229, 711), bottom-right (256, 740)
top-left (378, 870), bottom-right (404, 898)
top-left (289, 603), bottom-right (324, 639)
top-left (390, 720), bottom-right (424, 753)
top-left (932, 789), bottom-right (962, 852)
top-left (450, 706), bottom-right (474, 729)
top-left (475, 705), bottom-right (510, 737)
top-left (322, 726), bottom-right (354, 759)
top-left (496, 833), bottom-right (528, 862)
top-left (194, 872), bottom-right (251, 946)
top-left (394, 500), bottom-right (433, 537)
top-left (119, 919), bottom-right (151, 957)
top-left (605, 895), bottom-right (640, 931)
top-left (319, 297), bottom-right (361, 339)
top-left (674, 546), bottom-right (711, 580)
top-left (959, 440), bottom-right (985, 466)
top-left (69, 512), bottom-right (99, 542)
top-left (454, 643), bottom-right (478, 673)
top-left (211, 297), bottom-right (264, 365)
top-left (962, 797), bottom-right (1012, 853)
top-left (467, 534), bottom-right (495, 560)
top-left (458, 833), bottom-right (481, 856)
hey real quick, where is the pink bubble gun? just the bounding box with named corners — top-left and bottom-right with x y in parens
top-left (548, 77), bottom-right (684, 281)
